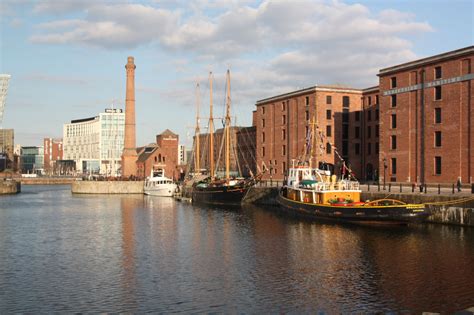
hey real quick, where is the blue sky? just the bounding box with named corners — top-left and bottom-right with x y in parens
top-left (1, 0), bottom-right (473, 147)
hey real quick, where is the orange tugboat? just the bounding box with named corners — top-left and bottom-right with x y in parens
top-left (277, 162), bottom-right (429, 225)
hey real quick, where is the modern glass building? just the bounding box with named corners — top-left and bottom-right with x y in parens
top-left (63, 108), bottom-right (125, 176)
top-left (20, 146), bottom-right (44, 174)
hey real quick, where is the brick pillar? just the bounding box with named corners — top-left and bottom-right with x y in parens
top-left (121, 56), bottom-right (138, 177)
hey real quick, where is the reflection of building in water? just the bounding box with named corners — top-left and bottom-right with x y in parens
top-left (120, 196), bottom-right (142, 308)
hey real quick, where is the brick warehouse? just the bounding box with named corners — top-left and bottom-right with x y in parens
top-left (253, 46), bottom-right (473, 184)
top-left (255, 86), bottom-right (365, 181)
top-left (378, 46), bottom-right (473, 185)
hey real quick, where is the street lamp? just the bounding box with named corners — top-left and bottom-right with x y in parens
top-left (383, 158), bottom-right (387, 190)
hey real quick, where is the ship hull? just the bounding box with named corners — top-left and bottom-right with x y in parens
top-left (191, 185), bottom-right (249, 206)
top-left (277, 189), bottom-right (429, 225)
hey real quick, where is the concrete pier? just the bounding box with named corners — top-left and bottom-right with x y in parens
top-left (71, 181), bottom-right (144, 194)
top-left (0, 179), bottom-right (21, 194)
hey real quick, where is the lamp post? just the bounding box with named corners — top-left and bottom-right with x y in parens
top-left (383, 158), bottom-right (387, 190)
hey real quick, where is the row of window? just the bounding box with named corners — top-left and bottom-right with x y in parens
top-left (390, 85), bottom-right (443, 107)
top-left (389, 131), bottom-right (442, 150)
top-left (260, 94), bottom-right (354, 115)
top-left (389, 156), bottom-right (442, 175)
top-left (390, 66), bottom-right (443, 89)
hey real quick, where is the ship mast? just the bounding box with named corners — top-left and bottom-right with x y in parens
top-left (209, 72), bottom-right (214, 179)
top-left (194, 83), bottom-right (201, 174)
top-left (225, 70), bottom-right (231, 182)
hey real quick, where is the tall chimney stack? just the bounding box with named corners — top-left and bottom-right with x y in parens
top-left (121, 56), bottom-right (138, 177)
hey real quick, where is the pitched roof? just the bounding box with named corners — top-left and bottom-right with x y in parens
top-left (136, 143), bottom-right (158, 163)
top-left (159, 129), bottom-right (177, 136)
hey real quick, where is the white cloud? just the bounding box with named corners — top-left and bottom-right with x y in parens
top-left (28, 0), bottom-right (434, 111)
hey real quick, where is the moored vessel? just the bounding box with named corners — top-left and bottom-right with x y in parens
top-left (277, 161), bottom-right (429, 225)
top-left (144, 169), bottom-right (177, 197)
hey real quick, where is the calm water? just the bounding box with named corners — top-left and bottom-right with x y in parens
top-left (1, 185), bottom-right (473, 313)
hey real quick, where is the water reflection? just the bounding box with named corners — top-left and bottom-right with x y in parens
top-left (0, 186), bottom-right (473, 313)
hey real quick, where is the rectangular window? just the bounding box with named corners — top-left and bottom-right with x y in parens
top-left (283, 161), bottom-right (286, 173)
top-left (435, 108), bottom-right (442, 123)
top-left (326, 143), bottom-right (331, 154)
top-left (368, 96), bottom-right (372, 105)
top-left (435, 156), bottom-right (442, 175)
top-left (391, 94), bottom-right (397, 107)
top-left (391, 135), bottom-right (397, 150)
top-left (326, 125), bottom-right (332, 137)
top-left (367, 143), bottom-right (372, 155)
top-left (282, 115), bottom-right (286, 124)
top-left (262, 106), bottom-right (265, 114)
top-left (368, 110), bottom-right (372, 121)
top-left (262, 119), bottom-right (265, 128)
top-left (355, 111), bottom-right (360, 121)
top-left (355, 143), bottom-right (360, 155)
top-left (326, 95), bottom-right (332, 104)
top-left (375, 125), bottom-right (379, 137)
top-left (391, 158), bottom-right (397, 175)
top-left (282, 145), bottom-right (286, 156)
top-left (305, 96), bottom-right (309, 106)
top-left (262, 147), bottom-right (265, 157)
top-left (391, 77), bottom-right (397, 88)
top-left (435, 86), bottom-right (442, 100)
top-left (262, 132), bottom-right (265, 142)
top-left (367, 126), bottom-right (371, 138)
top-left (326, 109), bottom-right (332, 120)
top-left (376, 109), bottom-right (379, 120)
top-left (282, 129), bottom-right (286, 140)
top-left (281, 102), bottom-right (286, 111)
top-left (391, 114), bottom-right (397, 129)
top-left (376, 95), bottom-right (379, 104)
top-left (375, 142), bottom-right (379, 154)
top-left (435, 131), bottom-right (442, 147)
top-left (355, 126), bottom-right (360, 139)
top-left (305, 111), bottom-right (309, 121)
top-left (342, 141), bottom-right (348, 156)
top-left (435, 66), bottom-right (442, 79)
top-left (343, 96), bottom-right (350, 108)
top-left (342, 109), bottom-right (349, 123)
top-left (342, 124), bottom-right (349, 139)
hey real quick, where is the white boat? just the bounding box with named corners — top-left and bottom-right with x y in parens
top-left (144, 169), bottom-right (177, 197)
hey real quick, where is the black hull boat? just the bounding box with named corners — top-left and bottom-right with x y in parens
top-left (192, 184), bottom-right (250, 206)
top-left (277, 187), bottom-right (429, 225)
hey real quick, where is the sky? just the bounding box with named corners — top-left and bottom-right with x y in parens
top-left (0, 0), bottom-right (473, 147)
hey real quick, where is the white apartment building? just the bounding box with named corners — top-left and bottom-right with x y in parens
top-left (63, 108), bottom-right (125, 176)
top-left (0, 74), bottom-right (11, 125)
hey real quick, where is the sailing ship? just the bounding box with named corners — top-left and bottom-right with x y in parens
top-left (277, 119), bottom-right (429, 225)
top-left (189, 70), bottom-right (259, 206)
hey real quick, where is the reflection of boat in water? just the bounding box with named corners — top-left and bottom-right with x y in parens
top-left (144, 169), bottom-right (177, 197)
top-left (277, 163), bottom-right (429, 225)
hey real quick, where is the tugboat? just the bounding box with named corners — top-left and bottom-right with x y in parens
top-left (277, 160), bottom-right (429, 225)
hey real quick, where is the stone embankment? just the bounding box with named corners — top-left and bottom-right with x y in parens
top-left (20, 177), bottom-right (77, 185)
top-left (244, 186), bottom-right (474, 227)
top-left (71, 181), bottom-right (144, 194)
top-left (0, 179), bottom-right (21, 194)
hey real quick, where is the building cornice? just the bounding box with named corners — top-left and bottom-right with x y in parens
top-left (378, 46), bottom-right (474, 76)
top-left (256, 85), bottom-right (362, 105)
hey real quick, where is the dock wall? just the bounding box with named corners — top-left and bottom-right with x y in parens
top-left (245, 187), bottom-right (474, 227)
top-left (71, 181), bottom-right (144, 194)
top-left (0, 180), bottom-right (21, 194)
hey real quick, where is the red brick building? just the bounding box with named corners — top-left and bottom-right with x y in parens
top-left (255, 86), bottom-right (364, 181)
top-left (136, 129), bottom-right (179, 180)
top-left (43, 138), bottom-right (63, 175)
top-left (361, 86), bottom-right (380, 181)
top-left (378, 46), bottom-right (474, 184)
top-left (192, 126), bottom-right (256, 178)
